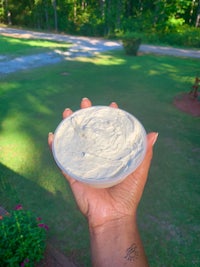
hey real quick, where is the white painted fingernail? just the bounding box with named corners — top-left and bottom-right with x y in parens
top-left (152, 132), bottom-right (159, 146)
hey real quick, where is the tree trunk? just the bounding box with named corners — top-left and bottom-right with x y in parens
top-left (195, 0), bottom-right (200, 26)
top-left (44, 0), bottom-right (49, 30)
top-left (74, 0), bottom-right (77, 22)
top-left (52, 0), bottom-right (58, 32)
top-left (116, 0), bottom-right (122, 29)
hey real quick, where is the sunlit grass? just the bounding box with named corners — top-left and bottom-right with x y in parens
top-left (0, 133), bottom-right (33, 171)
top-left (0, 35), bottom-right (71, 57)
top-left (73, 53), bottom-right (126, 65)
top-left (0, 81), bottom-right (19, 94)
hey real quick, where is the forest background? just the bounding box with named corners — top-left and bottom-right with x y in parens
top-left (0, 0), bottom-right (200, 48)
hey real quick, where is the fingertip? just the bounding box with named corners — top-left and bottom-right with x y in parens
top-left (63, 108), bottom-right (73, 118)
top-left (147, 132), bottom-right (159, 147)
top-left (109, 102), bottom-right (118, 108)
top-left (81, 97), bottom-right (92, 109)
top-left (48, 132), bottom-right (54, 139)
top-left (48, 132), bottom-right (54, 149)
top-left (142, 132), bottom-right (158, 165)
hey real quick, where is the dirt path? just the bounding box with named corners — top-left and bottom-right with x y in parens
top-left (0, 27), bottom-right (122, 74)
top-left (0, 26), bottom-right (200, 75)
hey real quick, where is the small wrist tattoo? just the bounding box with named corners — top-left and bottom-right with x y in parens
top-left (124, 243), bottom-right (139, 262)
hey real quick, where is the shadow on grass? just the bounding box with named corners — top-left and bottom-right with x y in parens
top-left (0, 162), bottom-right (21, 208)
top-left (0, 162), bottom-right (89, 267)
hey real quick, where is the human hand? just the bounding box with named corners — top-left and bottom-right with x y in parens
top-left (48, 98), bottom-right (158, 229)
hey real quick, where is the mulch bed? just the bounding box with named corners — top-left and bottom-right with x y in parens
top-left (36, 244), bottom-right (77, 267)
top-left (173, 92), bottom-right (200, 117)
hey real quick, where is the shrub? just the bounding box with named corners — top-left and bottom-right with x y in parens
top-left (157, 25), bottom-right (200, 48)
top-left (113, 25), bottom-right (200, 48)
top-left (0, 205), bottom-right (48, 267)
top-left (121, 32), bottom-right (142, 56)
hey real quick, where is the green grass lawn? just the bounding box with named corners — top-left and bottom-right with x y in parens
top-left (0, 36), bottom-right (200, 266)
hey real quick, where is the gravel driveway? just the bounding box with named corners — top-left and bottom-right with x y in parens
top-left (0, 27), bottom-right (200, 75)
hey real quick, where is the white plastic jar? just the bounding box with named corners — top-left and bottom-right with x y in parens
top-left (52, 106), bottom-right (147, 188)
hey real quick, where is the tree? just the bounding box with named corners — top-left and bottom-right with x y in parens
top-left (52, 0), bottom-right (58, 31)
top-left (195, 0), bottom-right (200, 26)
top-left (2, 0), bottom-right (200, 36)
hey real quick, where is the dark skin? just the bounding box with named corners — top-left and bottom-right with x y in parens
top-left (48, 98), bottom-right (158, 266)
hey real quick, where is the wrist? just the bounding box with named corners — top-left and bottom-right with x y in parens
top-left (88, 215), bottom-right (148, 267)
top-left (89, 215), bottom-right (137, 236)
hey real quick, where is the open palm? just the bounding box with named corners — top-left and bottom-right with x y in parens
top-left (48, 98), bottom-right (158, 228)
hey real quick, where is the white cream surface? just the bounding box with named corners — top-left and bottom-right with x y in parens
top-left (53, 106), bottom-right (146, 185)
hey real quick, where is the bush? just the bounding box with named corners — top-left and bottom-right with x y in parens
top-left (0, 205), bottom-right (48, 267)
top-left (157, 25), bottom-right (200, 48)
top-left (121, 32), bottom-right (142, 56)
top-left (112, 24), bottom-right (200, 49)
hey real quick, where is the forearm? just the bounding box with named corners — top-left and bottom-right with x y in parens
top-left (89, 216), bottom-right (149, 267)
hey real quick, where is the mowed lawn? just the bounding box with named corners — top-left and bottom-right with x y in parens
top-left (0, 36), bottom-right (200, 266)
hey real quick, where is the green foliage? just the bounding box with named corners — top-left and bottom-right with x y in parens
top-left (0, 6), bottom-right (5, 23)
top-left (0, 207), bottom-right (48, 267)
top-left (166, 16), bottom-right (185, 31)
top-left (158, 26), bottom-right (200, 47)
top-left (115, 25), bottom-right (200, 48)
top-left (120, 31), bottom-right (143, 40)
top-left (1, 0), bottom-right (200, 45)
top-left (121, 32), bottom-right (142, 55)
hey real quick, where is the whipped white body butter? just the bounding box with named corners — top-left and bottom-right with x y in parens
top-left (52, 106), bottom-right (146, 188)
